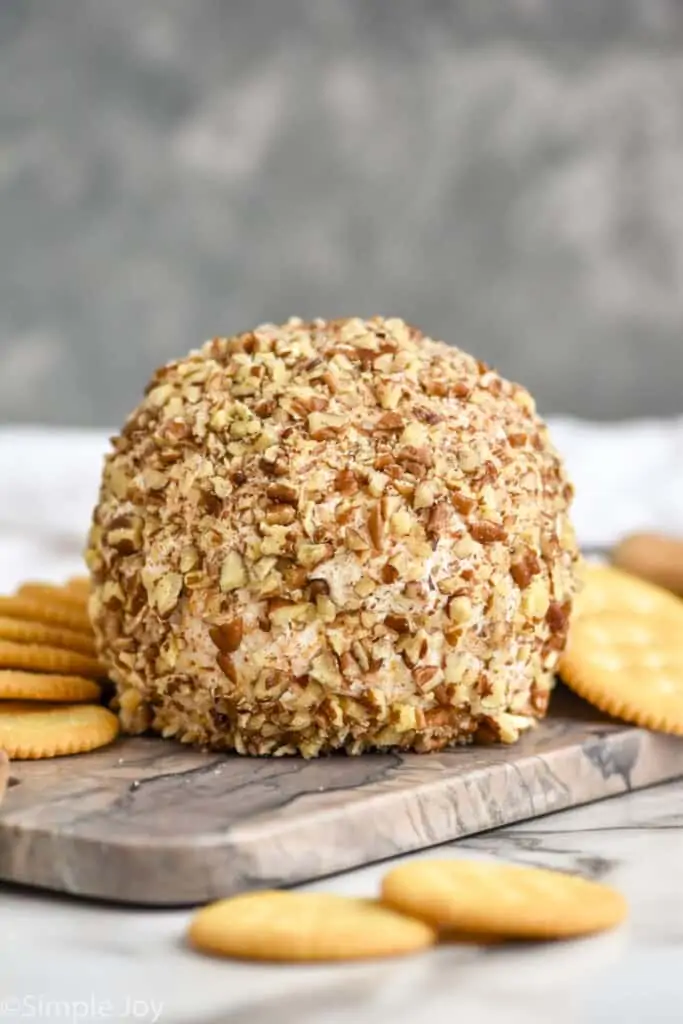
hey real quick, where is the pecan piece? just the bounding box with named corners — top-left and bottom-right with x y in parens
top-left (162, 419), bottom-right (190, 442)
top-left (210, 618), bottom-right (244, 654)
top-left (307, 412), bottom-right (346, 440)
top-left (375, 411), bottom-right (404, 433)
top-left (340, 651), bottom-right (361, 677)
top-left (396, 445), bottom-right (433, 468)
top-left (402, 460), bottom-right (427, 480)
top-left (546, 600), bottom-right (570, 634)
top-left (470, 521), bottom-right (506, 544)
top-left (107, 518), bottom-right (143, 556)
top-left (414, 406), bottom-right (441, 425)
top-left (345, 528), bottom-right (369, 552)
top-left (444, 624), bottom-right (463, 646)
top-left (511, 552), bottom-right (541, 589)
top-left (266, 482), bottom-right (298, 505)
top-left (451, 492), bottom-right (475, 516)
top-left (216, 652), bottom-right (238, 683)
top-left (426, 503), bottom-right (449, 537)
top-left (322, 370), bottom-right (339, 393)
top-left (414, 666), bottom-right (439, 691)
top-left (424, 706), bottom-right (453, 727)
top-left (297, 543), bottom-right (331, 568)
top-left (421, 378), bottom-right (448, 397)
top-left (283, 564), bottom-right (308, 590)
top-left (308, 579), bottom-right (330, 599)
top-left (335, 468), bottom-right (359, 495)
top-left (351, 640), bottom-right (371, 672)
top-left (200, 491), bottom-right (223, 516)
top-left (266, 505), bottom-right (297, 525)
top-left (383, 463), bottom-right (404, 481)
top-left (368, 503), bottom-right (385, 550)
top-left (260, 454), bottom-right (289, 477)
top-left (254, 398), bottom-right (276, 418)
top-left (347, 346), bottom-right (377, 368)
top-left (384, 614), bottom-right (410, 633)
top-left (291, 395), bottom-right (327, 416)
top-left (381, 563), bottom-right (400, 584)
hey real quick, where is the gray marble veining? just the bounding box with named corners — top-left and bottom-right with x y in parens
top-left (2, 0), bottom-right (683, 426)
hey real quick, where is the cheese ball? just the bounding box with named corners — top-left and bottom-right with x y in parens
top-left (87, 317), bottom-right (579, 756)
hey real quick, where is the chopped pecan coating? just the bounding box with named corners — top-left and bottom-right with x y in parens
top-left (87, 316), bottom-right (579, 756)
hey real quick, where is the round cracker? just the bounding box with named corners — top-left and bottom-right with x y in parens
top-left (15, 582), bottom-right (88, 609)
top-left (0, 641), bottom-right (104, 679)
top-left (574, 563), bottom-right (683, 621)
top-left (0, 596), bottom-right (91, 634)
top-left (439, 930), bottom-right (506, 946)
top-left (560, 610), bottom-right (683, 734)
top-left (0, 617), bottom-right (96, 656)
top-left (0, 702), bottom-right (119, 759)
top-left (381, 859), bottom-right (627, 940)
top-left (188, 891), bottom-right (436, 962)
top-left (0, 671), bottom-right (101, 703)
top-left (65, 576), bottom-right (91, 598)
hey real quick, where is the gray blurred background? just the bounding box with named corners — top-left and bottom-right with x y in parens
top-left (1, 0), bottom-right (682, 427)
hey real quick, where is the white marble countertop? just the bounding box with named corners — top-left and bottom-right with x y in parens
top-left (2, 422), bottom-right (683, 1024)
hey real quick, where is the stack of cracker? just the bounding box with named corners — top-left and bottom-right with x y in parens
top-left (0, 577), bottom-right (119, 759)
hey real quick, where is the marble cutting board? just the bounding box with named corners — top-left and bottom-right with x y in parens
top-left (0, 687), bottom-right (680, 906)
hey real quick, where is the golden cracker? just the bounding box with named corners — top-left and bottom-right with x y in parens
top-left (0, 671), bottom-right (101, 703)
top-left (0, 596), bottom-right (92, 635)
top-left (438, 930), bottom-right (507, 946)
top-left (381, 859), bottom-right (627, 940)
top-left (0, 617), bottom-right (96, 656)
top-left (16, 582), bottom-right (88, 610)
top-left (560, 610), bottom-right (683, 735)
top-left (0, 702), bottom-right (119, 759)
top-left (188, 892), bottom-right (436, 962)
top-left (65, 576), bottom-right (91, 598)
top-left (574, 562), bottom-right (683, 621)
top-left (0, 641), bottom-right (104, 679)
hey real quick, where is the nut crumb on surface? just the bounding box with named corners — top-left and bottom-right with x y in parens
top-left (87, 316), bottom-right (579, 757)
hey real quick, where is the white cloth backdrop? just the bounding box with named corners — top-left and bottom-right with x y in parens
top-left (1, 420), bottom-right (682, 591)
